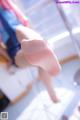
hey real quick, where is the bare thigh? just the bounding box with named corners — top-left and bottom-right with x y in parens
top-left (15, 50), bottom-right (32, 68)
top-left (16, 25), bottom-right (43, 43)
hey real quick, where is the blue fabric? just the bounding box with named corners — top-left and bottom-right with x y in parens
top-left (6, 38), bottom-right (21, 65)
top-left (0, 8), bottom-right (9, 43)
top-left (0, 7), bottom-right (21, 45)
top-left (0, 7), bottom-right (21, 62)
top-left (1, 8), bottom-right (21, 30)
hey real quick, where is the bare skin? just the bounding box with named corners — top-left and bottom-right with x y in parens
top-left (0, 0), bottom-right (61, 103)
top-left (15, 25), bottom-right (61, 103)
top-left (38, 67), bottom-right (60, 103)
top-left (0, 26), bottom-right (61, 103)
top-left (16, 49), bottom-right (59, 103)
top-left (15, 51), bottom-right (60, 103)
top-left (15, 49), bottom-right (31, 68)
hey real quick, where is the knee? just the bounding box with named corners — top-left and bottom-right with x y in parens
top-left (49, 64), bottom-right (61, 76)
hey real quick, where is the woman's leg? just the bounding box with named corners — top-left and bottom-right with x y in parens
top-left (37, 67), bottom-right (60, 103)
top-left (15, 50), bottom-right (38, 94)
top-left (15, 26), bottom-right (61, 103)
top-left (16, 25), bottom-right (44, 43)
top-left (16, 25), bottom-right (61, 76)
top-left (15, 50), bottom-right (59, 103)
top-left (15, 49), bottom-right (31, 68)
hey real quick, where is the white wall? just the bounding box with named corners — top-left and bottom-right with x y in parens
top-left (48, 33), bottom-right (78, 60)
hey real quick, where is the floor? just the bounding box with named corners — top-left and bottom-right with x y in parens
top-left (3, 59), bottom-right (80, 120)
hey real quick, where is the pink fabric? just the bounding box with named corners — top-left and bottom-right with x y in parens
top-left (0, 0), bottom-right (29, 26)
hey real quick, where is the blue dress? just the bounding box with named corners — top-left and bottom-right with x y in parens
top-left (0, 7), bottom-right (21, 64)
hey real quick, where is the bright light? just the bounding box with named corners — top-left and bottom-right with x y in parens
top-left (48, 31), bottom-right (70, 44)
top-left (72, 27), bottom-right (80, 34)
